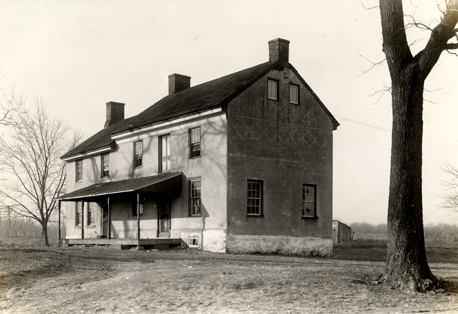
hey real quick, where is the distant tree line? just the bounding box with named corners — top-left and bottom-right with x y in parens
top-left (351, 223), bottom-right (458, 245)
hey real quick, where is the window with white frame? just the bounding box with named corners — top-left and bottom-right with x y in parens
top-left (101, 153), bottom-right (109, 177)
top-left (75, 202), bottom-right (82, 226)
top-left (247, 180), bottom-right (263, 216)
top-left (190, 127), bottom-right (201, 158)
top-left (267, 79), bottom-right (278, 100)
top-left (75, 160), bottom-right (83, 182)
top-left (87, 202), bottom-right (95, 226)
top-left (302, 184), bottom-right (316, 218)
top-left (159, 134), bottom-right (171, 172)
top-left (134, 141), bottom-right (143, 168)
top-left (189, 178), bottom-right (201, 216)
top-left (290, 84), bottom-right (299, 104)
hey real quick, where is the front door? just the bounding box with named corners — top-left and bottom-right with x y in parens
top-left (158, 200), bottom-right (171, 238)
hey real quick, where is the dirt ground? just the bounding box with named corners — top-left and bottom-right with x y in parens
top-left (0, 246), bottom-right (458, 314)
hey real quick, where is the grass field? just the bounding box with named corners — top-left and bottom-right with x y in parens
top-left (0, 241), bottom-right (457, 313)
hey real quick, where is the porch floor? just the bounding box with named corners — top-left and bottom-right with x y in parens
top-left (59, 238), bottom-right (182, 247)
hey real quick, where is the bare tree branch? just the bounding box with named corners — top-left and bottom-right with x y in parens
top-left (0, 90), bottom-right (24, 127)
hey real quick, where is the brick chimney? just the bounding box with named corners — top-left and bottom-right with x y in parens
top-left (268, 38), bottom-right (290, 64)
top-left (104, 101), bottom-right (125, 128)
top-left (168, 73), bottom-right (191, 95)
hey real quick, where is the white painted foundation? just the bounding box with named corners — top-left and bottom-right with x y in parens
top-left (226, 234), bottom-right (333, 256)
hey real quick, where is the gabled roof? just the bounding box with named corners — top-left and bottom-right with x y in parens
top-left (62, 61), bottom-right (338, 159)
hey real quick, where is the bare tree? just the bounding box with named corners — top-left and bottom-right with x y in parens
top-left (0, 100), bottom-right (81, 246)
top-left (441, 163), bottom-right (458, 210)
top-left (379, 0), bottom-right (458, 291)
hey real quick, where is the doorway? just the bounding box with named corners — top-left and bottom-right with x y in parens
top-left (158, 199), bottom-right (171, 238)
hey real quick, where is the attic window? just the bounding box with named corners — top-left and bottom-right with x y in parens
top-left (290, 84), bottom-right (299, 105)
top-left (267, 79), bottom-right (278, 100)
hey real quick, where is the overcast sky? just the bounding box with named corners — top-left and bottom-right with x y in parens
top-left (1, 0), bottom-right (457, 225)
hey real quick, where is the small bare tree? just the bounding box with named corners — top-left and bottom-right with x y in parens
top-left (441, 163), bottom-right (458, 210)
top-left (0, 100), bottom-right (81, 246)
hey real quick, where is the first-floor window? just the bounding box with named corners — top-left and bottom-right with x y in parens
top-left (75, 202), bottom-right (82, 226)
top-left (189, 178), bottom-right (201, 216)
top-left (247, 180), bottom-right (263, 216)
top-left (132, 199), bottom-right (144, 216)
top-left (302, 184), bottom-right (316, 218)
top-left (87, 202), bottom-right (95, 225)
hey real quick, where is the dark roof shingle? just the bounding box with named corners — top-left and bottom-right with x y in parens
top-left (62, 62), bottom-right (275, 159)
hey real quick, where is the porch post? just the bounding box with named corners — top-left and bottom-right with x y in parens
top-left (58, 200), bottom-right (61, 240)
top-left (107, 196), bottom-right (111, 240)
top-left (81, 200), bottom-right (84, 240)
top-left (137, 192), bottom-right (141, 242)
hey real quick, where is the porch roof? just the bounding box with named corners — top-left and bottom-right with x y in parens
top-left (57, 172), bottom-right (183, 201)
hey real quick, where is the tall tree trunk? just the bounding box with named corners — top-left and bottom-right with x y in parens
top-left (379, 0), bottom-right (458, 291)
top-left (386, 66), bottom-right (436, 291)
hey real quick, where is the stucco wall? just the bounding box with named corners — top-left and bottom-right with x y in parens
top-left (226, 66), bottom-right (334, 256)
top-left (64, 113), bottom-right (228, 252)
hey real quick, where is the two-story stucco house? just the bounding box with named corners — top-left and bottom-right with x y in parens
top-left (58, 38), bottom-right (339, 255)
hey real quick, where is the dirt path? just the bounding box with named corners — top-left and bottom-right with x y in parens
top-left (1, 247), bottom-right (458, 313)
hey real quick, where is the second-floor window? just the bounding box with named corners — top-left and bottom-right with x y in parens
top-left (75, 160), bottom-right (83, 182)
top-left (159, 134), bottom-right (171, 172)
top-left (267, 79), bottom-right (278, 100)
top-left (134, 141), bottom-right (143, 168)
top-left (101, 153), bottom-right (109, 177)
top-left (190, 127), bottom-right (201, 158)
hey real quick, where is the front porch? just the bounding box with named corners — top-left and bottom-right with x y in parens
top-left (59, 237), bottom-right (183, 249)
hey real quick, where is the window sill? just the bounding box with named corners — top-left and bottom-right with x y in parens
top-left (190, 214), bottom-right (202, 217)
top-left (302, 216), bottom-right (317, 219)
top-left (246, 214), bottom-right (264, 218)
top-left (189, 155), bottom-right (201, 159)
top-left (86, 225), bottom-right (96, 228)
